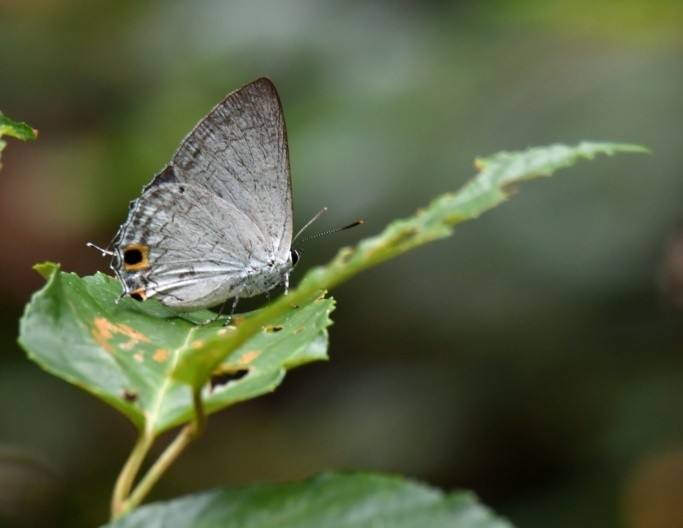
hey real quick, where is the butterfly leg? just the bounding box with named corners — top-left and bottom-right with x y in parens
top-left (209, 300), bottom-right (229, 323)
top-left (283, 272), bottom-right (290, 295)
top-left (207, 295), bottom-right (236, 325)
top-left (222, 296), bottom-right (240, 327)
top-left (115, 290), bottom-right (127, 305)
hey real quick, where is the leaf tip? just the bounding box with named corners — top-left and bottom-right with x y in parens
top-left (33, 261), bottom-right (60, 280)
top-left (0, 115), bottom-right (38, 142)
top-left (577, 141), bottom-right (651, 157)
top-left (619, 143), bottom-right (651, 155)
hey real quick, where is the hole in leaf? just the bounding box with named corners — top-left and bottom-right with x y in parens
top-left (210, 369), bottom-right (249, 389)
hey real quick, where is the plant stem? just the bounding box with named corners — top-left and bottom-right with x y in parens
top-left (111, 431), bottom-right (154, 518)
top-left (116, 388), bottom-right (206, 518)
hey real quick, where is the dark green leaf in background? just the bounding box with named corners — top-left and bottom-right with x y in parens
top-left (105, 473), bottom-right (513, 528)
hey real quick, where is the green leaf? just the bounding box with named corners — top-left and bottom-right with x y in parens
top-left (171, 141), bottom-right (648, 389)
top-left (18, 142), bottom-right (646, 437)
top-left (0, 114), bottom-right (37, 141)
top-left (105, 473), bottom-right (513, 528)
top-left (18, 262), bottom-right (333, 436)
top-left (0, 112), bottom-right (38, 167)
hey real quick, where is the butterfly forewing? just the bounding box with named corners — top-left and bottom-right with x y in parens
top-left (168, 77), bottom-right (292, 258)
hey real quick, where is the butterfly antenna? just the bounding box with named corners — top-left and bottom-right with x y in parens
top-left (293, 207), bottom-right (329, 243)
top-left (297, 219), bottom-right (364, 245)
top-left (86, 242), bottom-right (114, 257)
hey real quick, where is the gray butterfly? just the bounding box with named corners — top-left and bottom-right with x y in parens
top-left (95, 78), bottom-right (299, 313)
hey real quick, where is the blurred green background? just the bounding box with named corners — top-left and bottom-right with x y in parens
top-left (2, 1), bottom-right (683, 527)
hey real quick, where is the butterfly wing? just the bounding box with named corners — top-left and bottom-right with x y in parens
top-left (153, 77), bottom-right (292, 259)
top-left (113, 181), bottom-right (272, 309)
top-left (111, 78), bottom-right (293, 309)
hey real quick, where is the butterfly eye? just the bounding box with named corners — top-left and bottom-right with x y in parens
top-left (122, 244), bottom-right (150, 271)
top-left (290, 249), bottom-right (300, 266)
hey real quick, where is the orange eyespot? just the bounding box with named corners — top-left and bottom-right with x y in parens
top-left (122, 243), bottom-right (150, 271)
top-left (129, 288), bottom-right (147, 301)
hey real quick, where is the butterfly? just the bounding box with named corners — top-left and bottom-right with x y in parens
top-left (91, 78), bottom-right (299, 314)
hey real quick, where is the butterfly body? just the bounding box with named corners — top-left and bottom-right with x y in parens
top-left (108, 78), bottom-right (294, 311)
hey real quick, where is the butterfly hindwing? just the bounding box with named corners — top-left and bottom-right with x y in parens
top-left (159, 77), bottom-right (292, 259)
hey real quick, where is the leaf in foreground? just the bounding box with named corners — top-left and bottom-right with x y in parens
top-left (18, 263), bottom-right (332, 436)
top-left (105, 473), bottom-right (513, 528)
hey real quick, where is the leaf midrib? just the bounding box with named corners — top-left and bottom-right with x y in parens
top-left (145, 325), bottom-right (200, 435)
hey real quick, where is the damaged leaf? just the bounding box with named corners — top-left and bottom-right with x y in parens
top-left (18, 262), bottom-right (332, 435)
top-left (171, 141), bottom-right (648, 388)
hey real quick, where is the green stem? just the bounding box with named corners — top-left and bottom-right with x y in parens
top-left (111, 431), bottom-right (154, 519)
top-left (192, 386), bottom-right (206, 435)
top-left (117, 388), bottom-right (206, 517)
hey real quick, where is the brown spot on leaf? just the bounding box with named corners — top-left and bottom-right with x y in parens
top-left (337, 247), bottom-right (354, 265)
top-left (123, 389), bottom-right (138, 402)
top-left (263, 324), bottom-right (283, 333)
top-left (152, 348), bottom-right (170, 363)
top-left (239, 350), bottom-right (261, 366)
top-left (388, 227), bottom-right (419, 248)
top-left (92, 317), bottom-right (114, 352)
top-left (91, 317), bottom-right (151, 353)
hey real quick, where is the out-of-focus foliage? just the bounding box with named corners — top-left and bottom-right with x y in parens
top-left (2, 1), bottom-right (682, 527)
top-left (0, 113), bottom-right (37, 168)
top-left (106, 473), bottom-right (513, 528)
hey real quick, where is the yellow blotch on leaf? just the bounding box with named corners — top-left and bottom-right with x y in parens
top-left (239, 350), bottom-right (260, 366)
top-left (152, 348), bottom-right (170, 363)
top-left (91, 317), bottom-right (150, 353)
